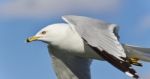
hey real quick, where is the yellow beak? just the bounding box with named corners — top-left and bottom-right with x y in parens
top-left (26, 36), bottom-right (40, 43)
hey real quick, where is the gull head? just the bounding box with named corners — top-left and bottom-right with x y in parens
top-left (26, 23), bottom-right (68, 44)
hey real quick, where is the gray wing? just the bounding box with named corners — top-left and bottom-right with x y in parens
top-left (62, 15), bottom-right (139, 78)
top-left (48, 45), bottom-right (92, 79)
top-left (124, 44), bottom-right (150, 62)
top-left (62, 15), bottom-right (126, 60)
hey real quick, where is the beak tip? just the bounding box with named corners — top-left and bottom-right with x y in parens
top-left (26, 38), bottom-right (30, 43)
top-left (26, 36), bottom-right (39, 43)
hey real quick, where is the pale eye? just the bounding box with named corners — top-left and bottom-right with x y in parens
top-left (41, 31), bottom-right (46, 35)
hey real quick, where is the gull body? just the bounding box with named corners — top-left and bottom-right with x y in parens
top-left (36, 23), bottom-right (101, 59)
top-left (27, 15), bottom-right (150, 79)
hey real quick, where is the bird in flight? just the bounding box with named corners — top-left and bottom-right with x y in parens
top-left (27, 15), bottom-right (150, 79)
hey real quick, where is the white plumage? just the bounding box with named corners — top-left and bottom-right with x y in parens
top-left (27, 15), bottom-right (150, 79)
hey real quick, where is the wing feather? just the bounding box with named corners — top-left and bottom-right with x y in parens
top-left (62, 15), bottom-right (126, 60)
top-left (48, 45), bottom-right (92, 79)
top-left (62, 15), bottom-right (139, 79)
top-left (124, 44), bottom-right (150, 62)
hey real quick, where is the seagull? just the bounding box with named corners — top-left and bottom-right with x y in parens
top-left (26, 15), bottom-right (150, 79)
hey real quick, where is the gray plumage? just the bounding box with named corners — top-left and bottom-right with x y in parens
top-left (62, 15), bottom-right (126, 60)
top-left (27, 15), bottom-right (150, 79)
top-left (48, 45), bottom-right (92, 79)
top-left (62, 15), bottom-right (139, 79)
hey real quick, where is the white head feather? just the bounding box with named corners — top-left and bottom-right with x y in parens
top-left (34, 23), bottom-right (69, 44)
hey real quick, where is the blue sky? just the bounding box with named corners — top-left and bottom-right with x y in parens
top-left (0, 0), bottom-right (150, 79)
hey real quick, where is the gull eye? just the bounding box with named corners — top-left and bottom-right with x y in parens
top-left (41, 31), bottom-right (46, 35)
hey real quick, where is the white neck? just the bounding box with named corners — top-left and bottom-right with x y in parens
top-left (50, 24), bottom-right (84, 53)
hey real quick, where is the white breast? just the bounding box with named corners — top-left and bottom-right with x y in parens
top-left (52, 25), bottom-right (102, 59)
top-left (58, 26), bottom-right (85, 53)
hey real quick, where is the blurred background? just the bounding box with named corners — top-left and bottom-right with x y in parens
top-left (0, 0), bottom-right (150, 79)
